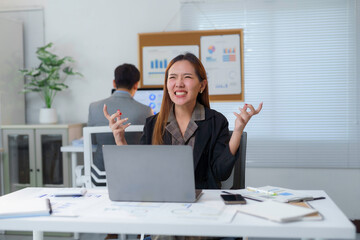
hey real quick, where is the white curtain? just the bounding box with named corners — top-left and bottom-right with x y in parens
top-left (180, 0), bottom-right (359, 168)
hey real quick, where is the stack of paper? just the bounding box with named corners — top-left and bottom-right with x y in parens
top-left (0, 198), bottom-right (52, 219)
top-left (243, 186), bottom-right (314, 203)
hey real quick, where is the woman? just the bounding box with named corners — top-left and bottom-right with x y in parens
top-left (103, 53), bottom-right (262, 189)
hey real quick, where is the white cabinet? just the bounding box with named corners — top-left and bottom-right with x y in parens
top-left (1, 124), bottom-right (83, 193)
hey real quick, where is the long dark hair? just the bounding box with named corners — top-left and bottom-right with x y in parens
top-left (152, 53), bottom-right (210, 145)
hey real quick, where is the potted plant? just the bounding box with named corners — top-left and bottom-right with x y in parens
top-left (20, 42), bottom-right (82, 124)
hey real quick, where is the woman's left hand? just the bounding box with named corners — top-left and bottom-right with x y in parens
top-left (233, 102), bottom-right (263, 133)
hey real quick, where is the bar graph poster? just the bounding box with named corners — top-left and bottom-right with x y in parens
top-left (142, 45), bottom-right (199, 86)
top-left (200, 34), bottom-right (241, 95)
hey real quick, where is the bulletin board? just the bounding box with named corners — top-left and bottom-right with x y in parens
top-left (138, 29), bottom-right (244, 101)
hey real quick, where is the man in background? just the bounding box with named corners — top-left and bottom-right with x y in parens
top-left (88, 63), bottom-right (153, 174)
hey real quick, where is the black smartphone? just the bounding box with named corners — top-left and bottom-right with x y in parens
top-left (221, 194), bottom-right (247, 204)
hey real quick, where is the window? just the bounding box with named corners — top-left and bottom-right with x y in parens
top-left (180, 0), bottom-right (359, 168)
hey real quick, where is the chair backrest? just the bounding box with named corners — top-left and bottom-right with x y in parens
top-left (83, 125), bottom-right (144, 188)
top-left (221, 131), bottom-right (247, 189)
top-left (83, 127), bottom-right (247, 189)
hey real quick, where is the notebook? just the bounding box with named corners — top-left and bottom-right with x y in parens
top-left (0, 198), bottom-right (52, 219)
top-left (103, 145), bottom-right (202, 203)
top-left (237, 200), bottom-right (318, 223)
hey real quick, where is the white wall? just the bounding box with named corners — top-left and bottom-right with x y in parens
top-left (0, 0), bottom-right (45, 8)
top-left (0, 17), bottom-right (25, 126)
top-left (42, 0), bottom-right (181, 124)
top-left (0, 8), bottom-right (45, 124)
top-left (1, 0), bottom-right (359, 220)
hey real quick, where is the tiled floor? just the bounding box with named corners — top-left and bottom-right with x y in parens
top-left (0, 233), bottom-right (106, 240)
top-left (0, 233), bottom-right (359, 240)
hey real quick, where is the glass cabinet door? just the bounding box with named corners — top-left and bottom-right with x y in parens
top-left (36, 129), bottom-right (69, 187)
top-left (3, 129), bottom-right (36, 193)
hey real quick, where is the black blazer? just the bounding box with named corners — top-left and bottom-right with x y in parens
top-left (140, 107), bottom-right (239, 189)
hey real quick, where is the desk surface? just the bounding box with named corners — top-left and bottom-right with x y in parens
top-left (60, 145), bottom-right (84, 152)
top-left (0, 188), bottom-right (355, 239)
top-left (60, 145), bottom-right (96, 152)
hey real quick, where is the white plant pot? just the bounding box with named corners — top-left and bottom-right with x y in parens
top-left (39, 108), bottom-right (58, 124)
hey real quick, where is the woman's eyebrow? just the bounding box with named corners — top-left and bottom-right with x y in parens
top-left (169, 72), bottom-right (193, 76)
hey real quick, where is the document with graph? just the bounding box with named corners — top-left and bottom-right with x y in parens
top-left (242, 186), bottom-right (314, 203)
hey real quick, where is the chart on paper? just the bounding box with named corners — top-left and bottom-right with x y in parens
top-left (142, 45), bottom-right (199, 86)
top-left (200, 34), bottom-right (241, 95)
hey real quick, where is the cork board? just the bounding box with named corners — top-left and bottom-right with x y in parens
top-left (138, 29), bottom-right (244, 101)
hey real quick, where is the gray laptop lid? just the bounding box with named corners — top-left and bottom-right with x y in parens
top-left (103, 145), bottom-right (200, 203)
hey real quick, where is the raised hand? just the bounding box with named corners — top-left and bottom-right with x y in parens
top-left (229, 102), bottom-right (263, 155)
top-left (103, 104), bottom-right (131, 145)
top-left (233, 102), bottom-right (263, 133)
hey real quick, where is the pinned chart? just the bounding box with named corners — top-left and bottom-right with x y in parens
top-left (200, 34), bottom-right (241, 95)
top-left (142, 45), bottom-right (199, 86)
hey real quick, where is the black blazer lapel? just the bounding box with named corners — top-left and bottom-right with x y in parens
top-left (193, 119), bottom-right (211, 170)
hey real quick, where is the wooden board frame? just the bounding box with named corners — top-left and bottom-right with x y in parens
top-left (138, 29), bottom-right (244, 102)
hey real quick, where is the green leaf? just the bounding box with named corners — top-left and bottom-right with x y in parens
top-left (63, 67), bottom-right (74, 75)
top-left (18, 42), bottom-right (82, 107)
top-left (49, 86), bottom-right (62, 91)
top-left (37, 42), bottom-right (53, 52)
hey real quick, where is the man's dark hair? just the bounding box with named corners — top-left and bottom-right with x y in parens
top-left (114, 64), bottom-right (140, 90)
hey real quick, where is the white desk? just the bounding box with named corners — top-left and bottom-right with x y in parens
top-left (60, 145), bottom-right (96, 187)
top-left (60, 145), bottom-right (85, 187)
top-left (0, 188), bottom-right (356, 240)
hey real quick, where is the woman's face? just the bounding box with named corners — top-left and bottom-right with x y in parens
top-left (167, 60), bottom-right (206, 108)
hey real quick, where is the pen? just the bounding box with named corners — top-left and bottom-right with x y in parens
top-left (243, 196), bottom-right (263, 202)
top-left (309, 197), bottom-right (326, 201)
top-left (246, 187), bottom-right (277, 196)
top-left (221, 191), bottom-right (233, 195)
top-left (222, 190), bottom-right (263, 202)
top-left (46, 199), bottom-right (53, 214)
top-left (54, 194), bottom-right (83, 197)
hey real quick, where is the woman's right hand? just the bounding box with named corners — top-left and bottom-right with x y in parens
top-left (103, 104), bottom-right (131, 145)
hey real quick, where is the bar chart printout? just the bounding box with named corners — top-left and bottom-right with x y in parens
top-left (142, 45), bottom-right (199, 86)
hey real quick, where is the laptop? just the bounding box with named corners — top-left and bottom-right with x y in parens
top-left (102, 145), bottom-right (202, 203)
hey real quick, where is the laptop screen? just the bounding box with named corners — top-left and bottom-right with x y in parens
top-left (103, 145), bottom-right (199, 202)
top-left (133, 88), bottom-right (163, 114)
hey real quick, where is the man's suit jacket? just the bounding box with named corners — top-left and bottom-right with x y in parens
top-left (140, 107), bottom-right (239, 189)
top-left (88, 91), bottom-right (152, 171)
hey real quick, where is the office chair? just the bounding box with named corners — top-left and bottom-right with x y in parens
top-left (81, 127), bottom-right (247, 189)
top-left (81, 126), bottom-right (144, 240)
top-left (82, 125), bottom-right (144, 188)
top-left (221, 131), bottom-right (247, 189)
